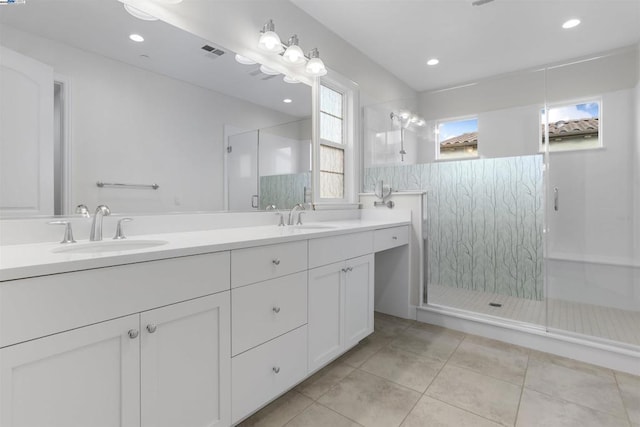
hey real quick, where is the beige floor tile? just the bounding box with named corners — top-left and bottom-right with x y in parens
top-left (374, 314), bottom-right (414, 338)
top-left (318, 369), bottom-right (421, 427)
top-left (295, 361), bottom-right (355, 400)
top-left (426, 365), bottom-right (521, 426)
top-left (448, 335), bottom-right (528, 385)
top-left (285, 403), bottom-right (362, 427)
top-left (525, 358), bottom-right (627, 419)
top-left (401, 395), bottom-right (501, 427)
top-left (616, 371), bottom-right (640, 425)
top-left (338, 332), bottom-right (391, 368)
top-left (516, 388), bottom-right (630, 427)
top-left (528, 349), bottom-right (614, 379)
top-left (360, 346), bottom-right (443, 392)
top-left (238, 390), bottom-right (314, 427)
top-left (389, 325), bottom-right (463, 362)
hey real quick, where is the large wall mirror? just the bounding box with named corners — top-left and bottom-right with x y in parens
top-left (0, 0), bottom-right (311, 218)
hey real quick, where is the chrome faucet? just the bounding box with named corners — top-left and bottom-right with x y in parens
top-left (90, 205), bottom-right (111, 241)
top-left (288, 203), bottom-right (305, 226)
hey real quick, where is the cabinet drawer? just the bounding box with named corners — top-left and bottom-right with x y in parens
top-left (231, 272), bottom-right (307, 355)
top-left (0, 252), bottom-right (231, 348)
top-left (231, 240), bottom-right (307, 288)
top-left (308, 231), bottom-right (373, 269)
top-left (374, 226), bottom-right (409, 252)
top-left (231, 326), bottom-right (307, 423)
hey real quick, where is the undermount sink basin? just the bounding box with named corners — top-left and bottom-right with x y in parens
top-left (293, 224), bottom-right (337, 230)
top-left (52, 239), bottom-right (168, 254)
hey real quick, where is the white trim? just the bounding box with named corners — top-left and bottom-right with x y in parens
top-left (313, 71), bottom-right (360, 206)
top-left (54, 74), bottom-right (72, 215)
top-left (417, 305), bottom-right (640, 375)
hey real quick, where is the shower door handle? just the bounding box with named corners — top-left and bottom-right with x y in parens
top-left (251, 194), bottom-right (259, 209)
top-left (553, 187), bottom-right (559, 211)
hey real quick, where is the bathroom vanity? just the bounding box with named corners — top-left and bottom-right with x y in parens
top-left (0, 217), bottom-right (409, 427)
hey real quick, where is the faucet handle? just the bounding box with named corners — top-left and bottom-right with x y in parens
top-left (296, 211), bottom-right (306, 225)
top-left (113, 218), bottom-right (133, 240)
top-left (75, 204), bottom-right (90, 218)
top-left (275, 212), bottom-right (285, 227)
top-left (48, 220), bottom-right (76, 244)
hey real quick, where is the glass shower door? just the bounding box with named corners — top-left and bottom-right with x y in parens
top-left (543, 48), bottom-right (640, 347)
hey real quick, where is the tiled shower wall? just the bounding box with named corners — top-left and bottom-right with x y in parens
top-left (259, 172), bottom-right (311, 210)
top-left (365, 155), bottom-right (544, 300)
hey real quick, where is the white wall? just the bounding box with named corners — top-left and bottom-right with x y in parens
top-left (1, 25), bottom-right (296, 214)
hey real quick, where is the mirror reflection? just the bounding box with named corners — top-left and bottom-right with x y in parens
top-left (0, 0), bottom-right (312, 217)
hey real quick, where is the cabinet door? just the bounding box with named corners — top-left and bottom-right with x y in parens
top-left (140, 293), bottom-right (230, 427)
top-left (0, 315), bottom-right (140, 427)
top-left (307, 261), bottom-right (344, 372)
top-left (344, 254), bottom-right (375, 349)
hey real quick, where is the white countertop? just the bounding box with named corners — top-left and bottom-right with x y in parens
top-left (0, 219), bottom-right (409, 282)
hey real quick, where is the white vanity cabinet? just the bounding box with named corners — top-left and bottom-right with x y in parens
top-left (307, 232), bottom-right (375, 372)
top-left (0, 252), bottom-right (232, 427)
top-left (0, 314), bottom-right (141, 427)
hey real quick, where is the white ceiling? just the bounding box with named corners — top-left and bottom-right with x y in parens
top-left (292, 0), bottom-right (640, 92)
top-left (0, 1), bottom-right (311, 118)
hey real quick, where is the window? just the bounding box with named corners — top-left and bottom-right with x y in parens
top-left (436, 117), bottom-right (478, 160)
top-left (319, 84), bottom-right (345, 199)
top-left (541, 100), bottom-right (601, 152)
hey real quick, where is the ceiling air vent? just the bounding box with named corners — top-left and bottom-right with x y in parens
top-left (201, 44), bottom-right (225, 59)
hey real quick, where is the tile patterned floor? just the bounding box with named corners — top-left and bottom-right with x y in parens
top-left (238, 312), bottom-right (640, 427)
top-left (429, 284), bottom-right (640, 346)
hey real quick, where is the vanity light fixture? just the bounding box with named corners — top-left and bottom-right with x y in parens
top-left (123, 3), bottom-right (158, 21)
top-left (258, 19), bottom-right (284, 53)
top-left (427, 58), bottom-right (439, 66)
top-left (259, 64), bottom-right (281, 75)
top-left (258, 19), bottom-right (328, 77)
top-left (129, 34), bottom-right (145, 42)
top-left (283, 35), bottom-right (306, 65)
top-left (283, 98), bottom-right (293, 103)
top-left (562, 18), bottom-right (581, 29)
top-left (235, 54), bottom-right (257, 65)
top-left (305, 48), bottom-right (327, 77)
top-left (283, 75), bottom-right (300, 84)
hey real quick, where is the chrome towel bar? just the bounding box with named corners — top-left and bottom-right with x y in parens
top-left (96, 181), bottom-right (159, 190)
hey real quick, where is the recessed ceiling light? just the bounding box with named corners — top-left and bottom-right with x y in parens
top-left (562, 18), bottom-right (581, 29)
top-left (283, 98), bottom-right (293, 104)
top-left (427, 58), bottom-right (439, 66)
top-left (129, 34), bottom-right (145, 43)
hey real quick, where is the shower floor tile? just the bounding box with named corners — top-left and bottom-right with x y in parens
top-left (428, 284), bottom-right (640, 346)
top-left (238, 313), bottom-right (639, 427)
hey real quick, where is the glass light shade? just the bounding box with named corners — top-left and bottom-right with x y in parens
top-left (258, 31), bottom-right (284, 53)
top-left (259, 64), bottom-right (281, 75)
top-left (123, 3), bottom-right (158, 21)
top-left (305, 57), bottom-right (327, 77)
top-left (283, 44), bottom-right (305, 65)
top-left (235, 54), bottom-right (256, 65)
top-left (283, 75), bottom-right (300, 84)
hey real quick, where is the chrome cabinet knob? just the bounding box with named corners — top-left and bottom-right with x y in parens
top-left (272, 366), bottom-right (280, 374)
top-left (146, 324), bottom-right (157, 333)
top-left (272, 259), bottom-right (281, 265)
top-left (128, 329), bottom-right (139, 339)
top-left (392, 236), bottom-right (398, 240)
top-left (273, 307), bottom-right (281, 313)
